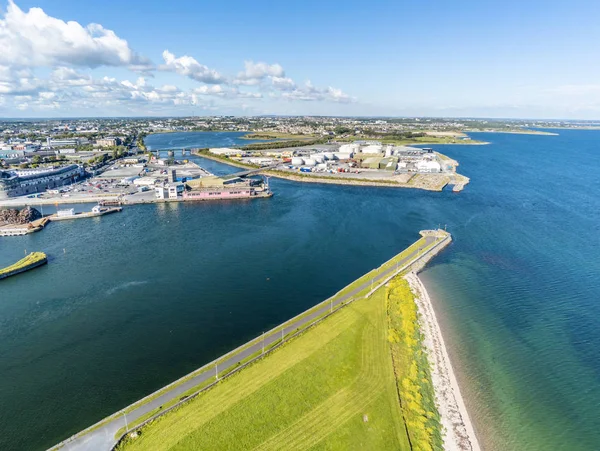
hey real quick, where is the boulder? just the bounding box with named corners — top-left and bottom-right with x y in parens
top-left (0, 207), bottom-right (42, 225)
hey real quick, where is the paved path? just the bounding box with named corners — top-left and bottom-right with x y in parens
top-left (54, 234), bottom-right (442, 451)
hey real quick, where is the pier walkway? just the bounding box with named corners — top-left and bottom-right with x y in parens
top-left (51, 230), bottom-right (451, 451)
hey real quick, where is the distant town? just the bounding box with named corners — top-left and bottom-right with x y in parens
top-left (0, 115), bottom-right (580, 236)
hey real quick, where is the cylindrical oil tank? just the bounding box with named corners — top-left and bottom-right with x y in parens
top-left (303, 158), bottom-right (317, 167)
top-left (324, 152), bottom-right (335, 160)
top-left (291, 157), bottom-right (304, 166)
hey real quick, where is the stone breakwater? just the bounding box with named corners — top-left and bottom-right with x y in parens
top-left (405, 272), bottom-right (481, 451)
top-left (0, 252), bottom-right (48, 280)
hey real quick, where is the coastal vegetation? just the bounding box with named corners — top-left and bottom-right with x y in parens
top-left (116, 267), bottom-right (443, 450)
top-left (239, 137), bottom-right (329, 151)
top-left (387, 278), bottom-right (442, 450)
top-left (241, 132), bottom-right (318, 141)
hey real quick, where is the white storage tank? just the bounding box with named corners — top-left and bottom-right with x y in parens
top-left (324, 152), bottom-right (335, 160)
top-left (291, 157), bottom-right (304, 166)
top-left (363, 144), bottom-right (383, 154)
top-left (313, 155), bottom-right (325, 164)
top-left (303, 158), bottom-right (317, 167)
top-left (334, 152), bottom-right (353, 160)
top-left (385, 145), bottom-right (394, 157)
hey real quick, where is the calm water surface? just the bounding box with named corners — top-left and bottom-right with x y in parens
top-left (0, 131), bottom-right (599, 450)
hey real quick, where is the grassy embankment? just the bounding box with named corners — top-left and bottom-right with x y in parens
top-left (0, 252), bottom-right (47, 278)
top-left (241, 132), bottom-right (318, 141)
top-left (110, 236), bottom-right (437, 438)
top-left (117, 257), bottom-right (441, 449)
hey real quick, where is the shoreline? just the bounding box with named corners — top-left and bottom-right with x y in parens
top-left (194, 151), bottom-right (465, 192)
top-left (405, 272), bottom-right (481, 451)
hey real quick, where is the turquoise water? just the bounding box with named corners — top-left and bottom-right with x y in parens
top-left (0, 131), bottom-right (599, 450)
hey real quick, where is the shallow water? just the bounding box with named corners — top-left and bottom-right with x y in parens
top-left (0, 130), bottom-right (598, 450)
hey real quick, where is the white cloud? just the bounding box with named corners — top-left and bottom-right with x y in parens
top-left (0, 65), bottom-right (42, 95)
top-left (160, 50), bottom-right (223, 84)
top-left (193, 85), bottom-right (226, 96)
top-left (326, 86), bottom-right (353, 103)
top-left (0, 1), bottom-right (152, 70)
top-left (271, 76), bottom-right (296, 91)
top-left (234, 61), bottom-right (284, 85)
top-left (281, 81), bottom-right (354, 103)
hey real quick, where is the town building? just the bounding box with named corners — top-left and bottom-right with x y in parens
top-left (96, 137), bottom-right (123, 147)
top-left (0, 165), bottom-right (84, 198)
top-left (46, 137), bottom-right (88, 147)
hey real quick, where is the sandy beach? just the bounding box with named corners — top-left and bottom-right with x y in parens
top-left (405, 272), bottom-right (481, 451)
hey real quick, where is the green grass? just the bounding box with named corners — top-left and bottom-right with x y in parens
top-left (118, 283), bottom-right (413, 451)
top-left (242, 132), bottom-right (318, 141)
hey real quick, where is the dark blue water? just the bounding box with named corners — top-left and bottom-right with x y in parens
top-left (144, 131), bottom-right (266, 150)
top-left (0, 131), bottom-right (599, 450)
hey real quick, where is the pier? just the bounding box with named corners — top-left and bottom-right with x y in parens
top-left (0, 217), bottom-right (49, 236)
top-left (48, 207), bottom-right (122, 222)
top-left (0, 252), bottom-right (48, 280)
top-left (50, 229), bottom-right (451, 451)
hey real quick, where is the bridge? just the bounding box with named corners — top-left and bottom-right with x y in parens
top-left (226, 164), bottom-right (279, 178)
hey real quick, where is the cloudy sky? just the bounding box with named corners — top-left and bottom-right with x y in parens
top-left (2, 0), bottom-right (600, 119)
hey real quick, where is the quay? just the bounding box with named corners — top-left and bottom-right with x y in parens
top-left (50, 229), bottom-right (451, 451)
top-left (49, 206), bottom-right (122, 222)
top-left (0, 252), bottom-right (48, 280)
top-left (0, 217), bottom-right (49, 236)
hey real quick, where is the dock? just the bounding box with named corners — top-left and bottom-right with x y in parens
top-left (48, 207), bottom-right (122, 222)
top-left (0, 252), bottom-right (48, 280)
top-left (0, 217), bottom-right (49, 236)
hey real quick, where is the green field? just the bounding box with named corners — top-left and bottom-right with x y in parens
top-left (118, 270), bottom-right (441, 451)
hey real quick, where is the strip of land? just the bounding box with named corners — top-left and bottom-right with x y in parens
top-left (194, 150), bottom-right (469, 192)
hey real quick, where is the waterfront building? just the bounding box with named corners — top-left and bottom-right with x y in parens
top-left (168, 183), bottom-right (184, 199)
top-left (0, 165), bottom-right (84, 199)
top-left (155, 186), bottom-right (167, 200)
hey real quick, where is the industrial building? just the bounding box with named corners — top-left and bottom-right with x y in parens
top-left (46, 137), bottom-right (88, 147)
top-left (0, 165), bottom-right (84, 198)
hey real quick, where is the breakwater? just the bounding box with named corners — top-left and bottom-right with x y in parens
top-left (51, 230), bottom-right (449, 451)
top-left (0, 252), bottom-right (48, 280)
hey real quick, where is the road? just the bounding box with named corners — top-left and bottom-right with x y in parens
top-left (54, 234), bottom-right (442, 451)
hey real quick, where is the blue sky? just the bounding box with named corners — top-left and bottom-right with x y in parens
top-left (2, 0), bottom-right (600, 118)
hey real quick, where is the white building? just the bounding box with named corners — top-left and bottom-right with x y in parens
top-left (210, 148), bottom-right (242, 156)
top-left (155, 186), bottom-right (167, 199)
top-left (133, 177), bottom-right (157, 187)
top-left (416, 160), bottom-right (441, 173)
top-left (168, 182), bottom-right (184, 199)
